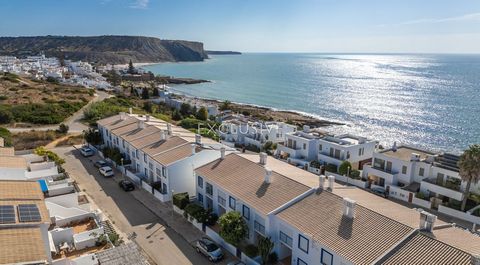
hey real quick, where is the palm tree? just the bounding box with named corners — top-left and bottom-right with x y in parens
top-left (458, 144), bottom-right (480, 211)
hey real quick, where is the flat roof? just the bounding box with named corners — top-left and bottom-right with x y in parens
top-left (276, 190), bottom-right (413, 265)
top-left (431, 226), bottom-right (480, 255)
top-left (0, 227), bottom-right (48, 264)
top-left (196, 154), bottom-right (311, 215)
top-left (380, 232), bottom-right (472, 265)
top-left (380, 146), bottom-right (435, 161)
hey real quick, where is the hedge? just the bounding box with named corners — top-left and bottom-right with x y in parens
top-left (173, 192), bottom-right (190, 210)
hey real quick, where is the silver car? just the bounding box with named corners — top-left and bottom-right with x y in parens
top-left (196, 237), bottom-right (223, 262)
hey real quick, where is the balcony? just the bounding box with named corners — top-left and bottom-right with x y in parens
top-left (363, 164), bottom-right (397, 185)
top-left (318, 153), bottom-right (343, 165)
top-left (277, 144), bottom-right (300, 158)
top-left (421, 178), bottom-right (463, 201)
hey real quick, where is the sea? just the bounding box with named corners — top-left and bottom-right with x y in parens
top-left (144, 53), bottom-right (480, 154)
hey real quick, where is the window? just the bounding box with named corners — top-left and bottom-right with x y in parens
top-left (156, 168), bottom-right (162, 178)
top-left (206, 183), bottom-right (213, 196)
top-left (298, 235), bottom-right (309, 253)
top-left (206, 197), bottom-right (213, 210)
top-left (303, 143), bottom-right (306, 150)
top-left (319, 144), bottom-right (322, 151)
top-left (198, 193), bottom-right (203, 203)
top-left (419, 167), bottom-right (425, 176)
top-left (297, 258), bottom-right (307, 265)
top-left (254, 220), bottom-right (265, 235)
top-left (197, 176), bottom-right (203, 188)
top-left (144, 153), bottom-right (147, 162)
top-left (218, 195), bottom-right (226, 207)
top-left (279, 231), bottom-right (293, 248)
top-left (242, 205), bottom-right (250, 220)
top-left (162, 167), bottom-right (167, 178)
top-left (402, 165), bottom-right (407, 174)
top-left (229, 196), bottom-right (236, 209)
top-left (386, 161), bottom-right (392, 173)
top-left (358, 147), bottom-right (364, 156)
top-left (148, 162), bottom-right (153, 170)
top-left (346, 151), bottom-right (350, 159)
top-left (321, 249), bottom-right (333, 265)
top-left (122, 139), bottom-right (125, 148)
top-left (374, 158), bottom-right (385, 169)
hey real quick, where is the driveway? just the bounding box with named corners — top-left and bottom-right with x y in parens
top-left (7, 90), bottom-right (110, 133)
top-left (54, 146), bottom-right (236, 265)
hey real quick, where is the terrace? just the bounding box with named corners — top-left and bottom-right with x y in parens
top-left (420, 178), bottom-right (463, 201)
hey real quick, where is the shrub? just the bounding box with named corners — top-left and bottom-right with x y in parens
top-left (101, 146), bottom-right (123, 164)
top-left (0, 127), bottom-right (12, 147)
top-left (243, 244), bottom-right (258, 258)
top-left (84, 128), bottom-right (103, 145)
top-left (338, 161), bottom-right (352, 175)
top-left (325, 163), bottom-right (338, 173)
top-left (172, 109), bottom-right (182, 121)
top-left (0, 109), bottom-right (13, 124)
top-left (173, 192), bottom-right (190, 210)
top-left (57, 124), bottom-right (69, 134)
top-left (83, 97), bottom-right (133, 124)
top-left (310, 160), bottom-right (321, 169)
top-left (218, 211), bottom-right (248, 246)
top-left (198, 209), bottom-right (218, 226)
top-left (268, 252), bottom-right (278, 264)
top-left (184, 203), bottom-right (205, 221)
top-left (258, 236), bottom-right (274, 264)
top-left (415, 192), bottom-right (426, 199)
top-left (0, 95), bottom-right (7, 100)
top-left (196, 106), bottom-right (209, 121)
top-left (34, 147), bottom-right (65, 165)
top-left (350, 169), bottom-right (361, 179)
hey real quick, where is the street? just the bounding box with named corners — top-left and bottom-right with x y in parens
top-left (54, 146), bottom-right (236, 265)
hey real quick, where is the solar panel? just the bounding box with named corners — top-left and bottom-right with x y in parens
top-left (17, 204), bottom-right (41, 222)
top-left (0, 205), bottom-right (16, 224)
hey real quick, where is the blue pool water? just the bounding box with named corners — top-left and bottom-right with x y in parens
top-left (37, 179), bottom-right (48, 192)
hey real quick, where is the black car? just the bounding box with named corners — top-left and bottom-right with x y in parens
top-left (119, 180), bottom-right (135, 191)
top-left (94, 160), bottom-right (108, 168)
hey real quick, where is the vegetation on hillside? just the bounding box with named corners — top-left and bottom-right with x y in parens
top-left (0, 127), bottom-right (12, 147)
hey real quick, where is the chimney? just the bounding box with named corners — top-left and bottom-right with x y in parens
top-left (259, 152), bottom-right (268, 166)
top-left (343, 198), bottom-right (356, 218)
top-left (264, 168), bottom-right (272, 184)
top-left (160, 130), bottom-right (166, 141)
top-left (472, 255), bottom-right (480, 265)
top-left (191, 144), bottom-right (196, 155)
top-left (146, 114), bottom-right (150, 122)
top-left (195, 134), bottom-right (202, 145)
top-left (0, 137), bottom-right (4, 148)
top-left (328, 175), bottom-right (335, 191)
top-left (392, 141), bottom-right (397, 152)
top-left (419, 211), bottom-right (437, 232)
top-left (138, 120), bottom-right (145, 129)
top-left (303, 125), bottom-right (310, 133)
top-left (167, 123), bottom-right (172, 135)
top-left (220, 147), bottom-right (226, 159)
top-left (119, 112), bottom-right (126, 120)
top-left (129, 107), bottom-right (133, 114)
top-left (319, 175), bottom-right (326, 190)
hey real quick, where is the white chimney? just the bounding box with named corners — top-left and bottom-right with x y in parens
top-left (146, 114), bottom-right (150, 122)
top-left (119, 112), bottom-right (126, 120)
top-left (259, 152), bottom-right (268, 166)
top-left (419, 211), bottom-right (437, 232)
top-left (191, 144), bottom-right (196, 155)
top-left (160, 130), bottom-right (166, 141)
top-left (128, 107), bottom-right (133, 114)
top-left (343, 198), bottom-right (356, 218)
top-left (264, 168), bottom-right (272, 184)
top-left (195, 134), bottom-right (202, 145)
top-left (0, 137), bottom-right (4, 148)
top-left (220, 147), bottom-right (226, 159)
top-left (328, 175), bottom-right (335, 191)
top-left (167, 123), bottom-right (172, 135)
top-left (392, 141), bottom-right (397, 152)
top-left (138, 120), bottom-right (145, 129)
top-left (303, 125), bottom-right (310, 133)
top-left (319, 175), bottom-right (326, 190)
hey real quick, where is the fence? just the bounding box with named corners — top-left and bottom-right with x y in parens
top-left (387, 185), bottom-right (412, 202)
top-left (126, 170), bottom-right (142, 186)
top-left (412, 197), bottom-right (431, 209)
top-left (142, 181), bottom-right (153, 194)
top-left (438, 205), bottom-right (480, 225)
top-left (325, 171), bottom-right (368, 189)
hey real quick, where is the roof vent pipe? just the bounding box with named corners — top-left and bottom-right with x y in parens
top-left (119, 112), bottom-right (126, 120)
top-left (160, 130), bottom-right (166, 141)
top-left (220, 147), bottom-right (226, 159)
top-left (138, 120), bottom-right (145, 129)
top-left (259, 152), bottom-right (268, 166)
top-left (195, 134), bottom-right (202, 145)
top-left (191, 144), bottom-right (196, 155)
top-left (167, 123), bottom-right (172, 135)
top-left (264, 168), bottom-right (272, 184)
top-left (146, 114), bottom-right (150, 122)
top-left (328, 175), bottom-right (335, 191)
top-left (319, 175), bottom-right (326, 190)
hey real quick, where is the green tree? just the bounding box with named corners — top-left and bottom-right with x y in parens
top-left (172, 109), bottom-right (182, 121)
top-left (458, 144), bottom-right (480, 211)
top-left (57, 123), bottom-right (69, 134)
top-left (143, 101), bottom-right (153, 113)
top-left (180, 103), bottom-right (191, 116)
top-left (0, 109), bottom-right (13, 124)
top-left (0, 127), bottom-right (12, 147)
top-left (196, 106), bottom-right (209, 121)
top-left (128, 59), bottom-right (135, 74)
top-left (219, 100), bottom-right (231, 111)
top-left (84, 128), bottom-right (103, 145)
top-left (109, 66), bottom-right (121, 86)
top-left (152, 87), bottom-right (159, 97)
top-left (338, 161), bottom-right (352, 176)
top-left (258, 236), bottom-right (274, 265)
top-left (34, 147), bottom-right (65, 165)
top-left (141, 87), bottom-right (149, 99)
top-left (218, 211), bottom-right (248, 246)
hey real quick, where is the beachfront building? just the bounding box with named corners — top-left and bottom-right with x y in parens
top-left (0, 181), bottom-right (52, 264)
top-left (97, 112), bottom-right (235, 202)
top-left (195, 152), bottom-right (315, 245)
top-left (276, 126), bottom-right (326, 167)
top-left (316, 134), bottom-right (376, 171)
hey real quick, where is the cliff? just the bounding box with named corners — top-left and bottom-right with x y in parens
top-left (0, 35), bottom-right (209, 64)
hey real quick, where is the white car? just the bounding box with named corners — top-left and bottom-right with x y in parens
top-left (80, 147), bottom-right (94, 157)
top-left (99, 166), bottom-right (114, 177)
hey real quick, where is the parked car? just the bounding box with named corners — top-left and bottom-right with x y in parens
top-left (94, 160), bottom-right (108, 168)
top-left (99, 166), bottom-right (114, 177)
top-left (80, 147), bottom-right (94, 157)
top-left (370, 187), bottom-right (388, 198)
top-left (196, 237), bottom-right (223, 262)
top-left (119, 180), bottom-right (135, 191)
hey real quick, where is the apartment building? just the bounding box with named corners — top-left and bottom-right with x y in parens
top-left (0, 181), bottom-right (52, 265)
top-left (276, 126), bottom-right (325, 166)
top-left (97, 112), bottom-right (235, 201)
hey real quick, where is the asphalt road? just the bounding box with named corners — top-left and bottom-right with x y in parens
top-left (54, 146), bottom-right (234, 265)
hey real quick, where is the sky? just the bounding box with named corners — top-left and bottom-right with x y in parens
top-left (1, 0), bottom-right (480, 53)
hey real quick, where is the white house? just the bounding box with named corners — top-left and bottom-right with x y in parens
top-left (276, 126), bottom-right (326, 166)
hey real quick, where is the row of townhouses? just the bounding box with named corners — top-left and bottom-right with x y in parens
top-left (96, 112), bottom-right (480, 265)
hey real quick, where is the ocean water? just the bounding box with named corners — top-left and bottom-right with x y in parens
top-left (144, 53), bottom-right (480, 153)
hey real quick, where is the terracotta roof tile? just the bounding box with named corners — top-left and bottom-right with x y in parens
top-left (0, 227), bottom-right (48, 264)
top-left (0, 156), bottom-right (27, 168)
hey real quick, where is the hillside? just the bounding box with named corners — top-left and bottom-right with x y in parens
top-left (0, 35), bottom-right (209, 64)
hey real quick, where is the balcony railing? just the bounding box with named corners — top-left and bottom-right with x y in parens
top-left (423, 178), bottom-right (461, 192)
